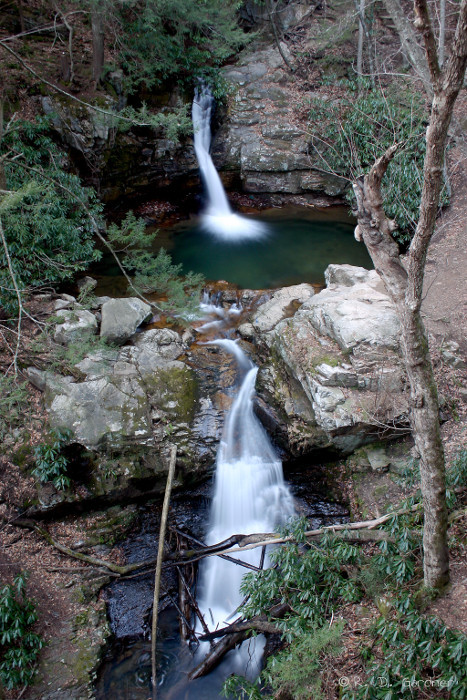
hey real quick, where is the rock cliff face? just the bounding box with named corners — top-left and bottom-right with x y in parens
top-left (213, 45), bottom-right (347, 199)
top-left (41, 95), bottom-right (198, 202)
top-left (42, 41), bottom-right (345, 202)
top-left (240, 265), bottom-right (409, 456)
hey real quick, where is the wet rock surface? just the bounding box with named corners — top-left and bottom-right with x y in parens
top-left (104, 494), bottom-right (211, 640)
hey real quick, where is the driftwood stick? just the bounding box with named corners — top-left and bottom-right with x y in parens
top-left (199, 618), bottom-right (280, 642)
top-left (151, 445), bottom-right (177, 700)
top-left (160, 582), bottom-right (197, 646)
top-left (259, 545), bottom-right (266, 570)
top-left (169, 549), bottom-right (261, 571)
top-left (178, 568), bottom-right (212, 644)
top-left (189, 603), bottom-right (290, 680)
top-left (188, 631), bottom-right (246, 680)
top-left (178, 570), bottom-right (189, 643)
top-left (198, 602), bottom-right (289, 642)
top-left (168, 526), bottom-right (261, 571)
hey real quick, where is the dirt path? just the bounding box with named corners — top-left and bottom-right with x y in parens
top-left (423, 95), bottom-right (467, 353)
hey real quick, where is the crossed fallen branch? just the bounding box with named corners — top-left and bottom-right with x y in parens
top-left (2, 502), bottom-right (429, 578)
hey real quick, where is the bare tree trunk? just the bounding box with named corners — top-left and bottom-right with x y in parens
top-left (17, 0), bottom-right (26, 33)
top-left (0, 96), bottom-right (6, 190)
top-left (54, 4), bottom-right (74, 84)
top-left (266, 0), bottom-right (295, 72)
top-left (352, 0), bottom-right (467, 589)
top-left (357, 0), bottom-right (365, 78)
top-left (355, 0), bottom-right (375, 85)
top-left (439, 0), bottom-right (446, 67)
top-left (382, 0), bottom-right (432, 93)
top-left (91, 7), bottom-right (105, 86)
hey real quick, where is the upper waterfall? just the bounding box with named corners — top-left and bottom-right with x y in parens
top-left (192, 84), bottom-right (267, 242)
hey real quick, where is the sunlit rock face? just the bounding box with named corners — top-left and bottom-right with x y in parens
top-left (243, 265), bottom-right (409, 456)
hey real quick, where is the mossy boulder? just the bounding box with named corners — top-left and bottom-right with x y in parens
top-left (26, 318), bottom-right (228, 509)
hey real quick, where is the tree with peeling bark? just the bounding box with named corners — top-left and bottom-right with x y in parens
top-left (353, 0), bottom-right (467, 589)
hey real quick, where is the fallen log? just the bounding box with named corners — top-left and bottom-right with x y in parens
top-left (198, 602), bottom-right (289, 642)
top-left (209, 503), bottom-right (422, 558)
top-left (199, 618), bottom-right (280, 642)
top-left (189, 602), bottom-right (290, 680)
top-left (1, 504), bottom-right (417, 578)
top-left (188, 631), bottom-right (246, 680)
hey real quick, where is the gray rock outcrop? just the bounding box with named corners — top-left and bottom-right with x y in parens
top-left (251, 283), bottom-right (315, 334)
top-left (100, 298), bottom-right (153, 344)
top-left (28, 339), bottom-right (195, 454)
top-left (250, 265), bottom-right (408, 455)
top-left (26, 320), bottom-right (232, 509)
top-left (214, 45), bottom-right (348, 198)
top-left (53, 309), bottom-right (98, 345)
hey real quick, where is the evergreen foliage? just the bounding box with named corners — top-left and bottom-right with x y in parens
top-left (107, 211), bottom-right (204, 320)
top-left (0, 117), bottom-right (103, 312)
top-left (114, 0), bottom-right (249, 92)
top-left (344, 595), bottom-right (467, 699)
top-left (308, 80), bottom-right (448, 244)
top-left (223, 622), bottom-right (343, 700)
top-left (0, 572), bottom-right (43, 690)
top-left (223, 454), bottom-right (467, 700)
top-left (32, 428), bottom-right (72, 491)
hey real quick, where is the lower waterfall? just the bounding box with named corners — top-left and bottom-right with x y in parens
top-left (196, 329), bottom-right (295, 675)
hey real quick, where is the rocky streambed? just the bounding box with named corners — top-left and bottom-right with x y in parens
top-left (26, 263), bottom-right (409, 515)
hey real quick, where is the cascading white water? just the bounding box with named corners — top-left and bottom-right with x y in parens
top-left (192, 85), bottom-right (267, 242)
top-left (197, 326), bottom-right (294, 674)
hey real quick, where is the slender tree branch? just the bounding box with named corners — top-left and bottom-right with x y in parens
top-left (151, 445), bottom-right (177, 700)
top-left (413, 0), bottom-right (441, 88)
top-left (0, 215), bottom-right (23, 374)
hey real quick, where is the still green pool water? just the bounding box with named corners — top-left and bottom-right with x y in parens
top-left (164, 206), bottom-right (372, 289)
